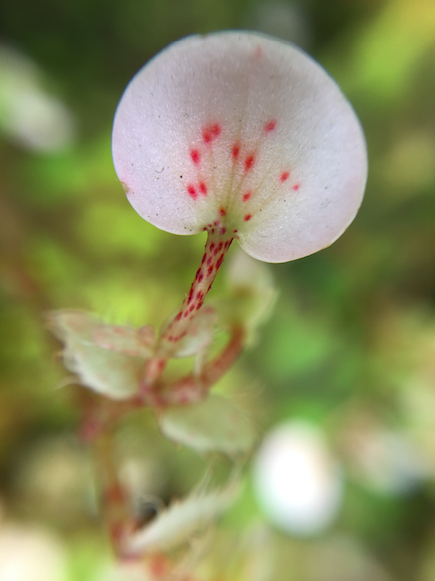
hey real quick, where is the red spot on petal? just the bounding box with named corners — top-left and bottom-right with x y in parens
top-left (242, 191), bottom-right (251, 202)
top-left (187, 184), bottom-right (197, 199)
top-left (210, 242), bottom-right (215, 251)
top-left (232, 143), bottom-right (240, 159)
top-left (175, 312), bottom-right (182, 321)
top-left (202, 123), bottom-right (221, 144)
top-left (190, 148), bottom-right (200, 165)
top-left (293, 184), bottom-right (300, 191)
top-left (244, 155), bottom-right (255, 172)
top-left (220, 227), bottom-right (226, 235)
top-left (207, 256), bottom-right (213, 266)
top-left (189, 304), bottom-right (195, 312)
top-left (207, 266), bottom-right (213, 277)
top-left (244, 214), bottom-right (252, 222)
top-left (217, 241), bottom-right (223, 252)
top-left (198, 273), bottom-right (204, 283)
top-left (280, 171), bottom-right (290, 183)
top-left (254, 45), bottom-right (263, 59)
top-left (211, 123), bottom-right (221, 137)
top-left (199, 181), bottom-right (208, 195)
top-left (265, 119), bottom-right (277, 132)
top-left (196, 300), bottom-right (203, 310)
top-left (219, 207), bottom-right (226, 217)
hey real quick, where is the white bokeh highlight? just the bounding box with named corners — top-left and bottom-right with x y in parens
top-left (253, 420), bottom-right (343, 536)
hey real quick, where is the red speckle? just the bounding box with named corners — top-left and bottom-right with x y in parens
top-left (183, 311), bottom-right (189, 318)
top-left (242, 191), bottom-right (251, 202)
top-left (293, 184), bottom-right (300, 191)
top-left (211, 228), bottom-right (215, 234)
top-left (254, 45), bottom-right (263, 59)
top-left (175, 312), bottom-right (182, 321)
top-left (199, 181), bottom-right (208, 195)
top-left (196, 300), bottom-right (203, 310)
top-left (265, 119), bottom-right (277, 132)
top-left (187, 288), bottom-right (194, 303)
top-left (219, 207), bottom-right (226, 217)
top-left (207, 256), bottom-right (213, 266)
top-left (189, 304), bottom-right (195, 313)
top-left (187, 184), bottom-right (197, 199)
top-left (207, 266), bottom-right (213, 277)
top-left (217, 241), bottom-right (223, 252)
top-left (214, 221), bottom-right (219, 226)
top-left (280, 171), bottom-right (290, 183)
top-left (244, 155), bottom-right (255, 172)
top-left (210, 242), bottom-right (215, 251)
top-left (244, 214), bottom-right (252, 222)
top-left (220, 226), bottom-right (226, 235)
top-left (202, 123), bottom-right (221, 144)
top-left (232, 143), bottom-right (240, 159)
top-left (149, 554), bottom-right (170, 578)
top-left (216, 253), bottom-right (225, 270)
top-left (196, 291), bottom-right (203, 300)
top-left (190, 148), bottom-right (200, 165)
top-left (198, 273), bottom-right (204, 283)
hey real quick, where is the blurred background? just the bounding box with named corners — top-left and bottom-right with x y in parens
top-left (1, 0), bottom-right (435, 579)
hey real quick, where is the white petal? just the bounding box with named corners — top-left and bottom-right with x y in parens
top-left (112, 32), bottom-right (367, 262)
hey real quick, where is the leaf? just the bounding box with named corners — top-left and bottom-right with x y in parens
top-left (213, 250), bottom-right (278, 341)
top-left (124, 476), bottom-right (239, 555)
top-left (159, 393), bottom-right (256, 458)
top-left (48, 310), bottom-right (142, 400)
top-left (93, 324), bottom-right (154, 358)
top-left (170, 306), bottom-right (216, 359)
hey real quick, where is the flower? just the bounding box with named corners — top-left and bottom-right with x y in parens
top-left (112, 31), bottom-right (367, 264)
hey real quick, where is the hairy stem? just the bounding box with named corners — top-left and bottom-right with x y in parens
top-left (156, 229), bottom-right (234, 357)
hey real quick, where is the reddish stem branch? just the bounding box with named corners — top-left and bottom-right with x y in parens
top-left (139, 325), bottom-right (245, 407)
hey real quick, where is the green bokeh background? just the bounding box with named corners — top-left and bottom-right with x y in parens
top-left (1, 0), bottom-right (435, 579)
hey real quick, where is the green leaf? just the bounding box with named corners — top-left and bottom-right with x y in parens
top-left (48, 310), bottom-right (142, 400)
top-left (93, 323), bottom-right (154, 358)
top-left (124, 476), bottom-right (239, 554)
top-left (159, 393), bottom-right (256, 458)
